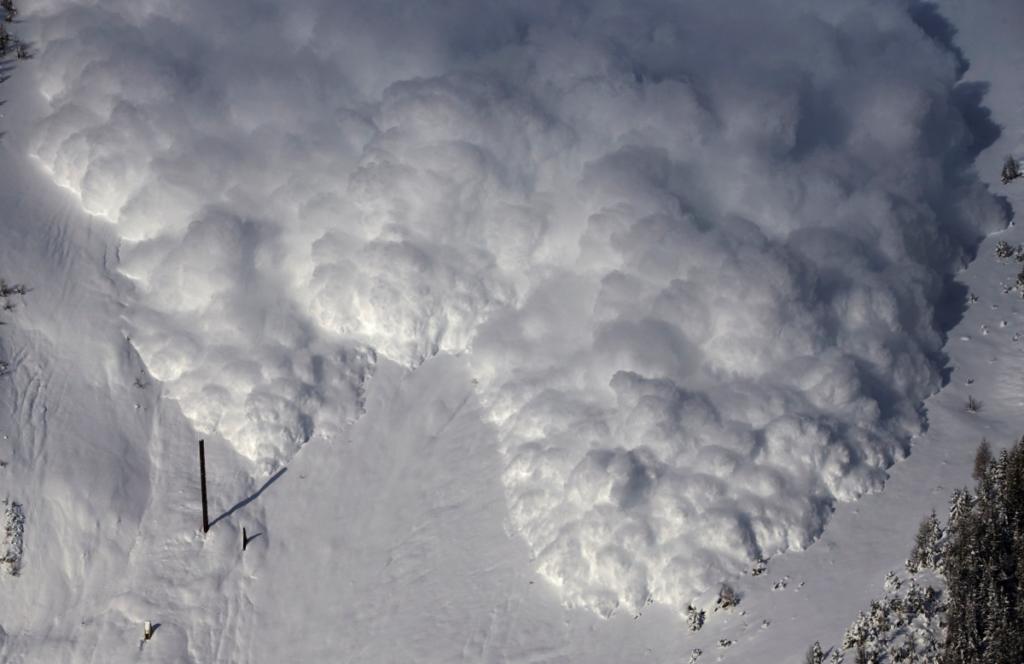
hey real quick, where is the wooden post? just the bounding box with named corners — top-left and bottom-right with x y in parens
top-left (242, 527), bottom-right (248, 551)
top-left (199, 439), bottom-right (209, 533)
top-left (143, 621), bottom-right (153, 641)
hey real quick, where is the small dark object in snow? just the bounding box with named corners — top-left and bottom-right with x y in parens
top-left (1, 500), bottom-right (24, 575)
top-left (1002, 156), bottom-right (1022, 184)
top-left (995, 240), bottom-right (1016, 259)
top-left (686, 604), bottom-right (705, 631)
top-left (715, 583), bottom-right (740, 610)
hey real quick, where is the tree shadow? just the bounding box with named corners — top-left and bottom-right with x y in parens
top-left (210, 467), bottom-right (287, 529)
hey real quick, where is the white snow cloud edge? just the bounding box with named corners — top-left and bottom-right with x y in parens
top-left (26, 0), bottom-right (1007, 616)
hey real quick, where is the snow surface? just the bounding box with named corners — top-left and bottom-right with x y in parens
top-left (0, 0), bottom-right (1021, 662)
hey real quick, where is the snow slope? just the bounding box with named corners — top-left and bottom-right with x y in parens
top-left (0, 1), bottom-right (1021, 663)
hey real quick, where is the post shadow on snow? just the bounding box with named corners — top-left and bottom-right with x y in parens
top-left (209, 467), bottom-right (287, 530)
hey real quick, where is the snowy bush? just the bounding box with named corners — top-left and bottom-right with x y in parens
top-left (1, 500), bottom-right (24, 576)
top-left (1001, 156), bottom-right (1021, 184)
top-left (714, 584), bottom-right (740, 611)
top-left (994, 240), bottom-right (1016, 260)
top-left (685, 604), bottom-right (705, 632)
top-left (805, 641), bottom-right (824, 664)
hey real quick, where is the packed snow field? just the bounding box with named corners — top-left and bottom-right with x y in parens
top-left (0, 0), bottom-right (1021, 662)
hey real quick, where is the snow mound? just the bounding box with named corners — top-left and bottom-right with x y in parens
top-left (26, 0), bottom-right (1006, 612)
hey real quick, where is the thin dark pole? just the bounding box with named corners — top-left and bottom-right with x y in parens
top-left (199, 439), bottom-right (209, 533)
top-left (242, 527), bottom-right (248, 551)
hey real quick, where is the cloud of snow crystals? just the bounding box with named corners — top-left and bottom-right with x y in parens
top-left (27, 0), bottom-right (1006, 614)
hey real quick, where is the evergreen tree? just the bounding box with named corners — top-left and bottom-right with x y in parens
top-left (974, 439), bottom-right (993, 481)
top-left (908, 511), bottom-right (943, 573)
top-left (1003, 156), bottom-right (1022, 185)
top-left (805, 641), bottom-right (824, 664)
top-left (943, 438), bottom-right (1024, 663)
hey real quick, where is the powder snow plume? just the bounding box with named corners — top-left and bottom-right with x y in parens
top-left (25, 0), bottom-right (1006, 615)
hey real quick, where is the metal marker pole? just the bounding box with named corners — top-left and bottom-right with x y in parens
top-left (199, 439), bottom-right (209, 533)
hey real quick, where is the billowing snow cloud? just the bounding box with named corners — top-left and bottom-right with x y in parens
top-left (26, 0), bottom-right (1006, 615)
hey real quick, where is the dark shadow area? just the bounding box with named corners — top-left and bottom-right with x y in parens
top-left (210, 467), bottom-right (287, 529)
top-left (909, 1), bottom-right (969, 77)
top-left (150, 623), bottom-right (161, 636)
top-left (953, 81), bottom-right (1001, 159)
top-left (243, 531), bottom-right (263, 548)
top-left (933, 277), bottom-right (970, 360)
top-left (903, 3), bottom-right (1013, 402)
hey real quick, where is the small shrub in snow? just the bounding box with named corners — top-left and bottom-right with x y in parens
top-left (714, 584), bottom-right (739, 611)
top-left (1, 500), bottom-right (24, 576)
top-left (1001, 156), bottom-right (1022, 184)
top-left (965, 395), bottom-right (981, 413)
top-left (1013, 267), bottom-right (1024, 298)
top-left (0, 281), bottom-right (26, 298)
top-left (750, 557), bottom-right (767, 576)
top-left (805, 641), bottom-right (824, 664)
top-left (0, 0), bottom-right (15, 23)
top-left (717, 638), bottom-right (732, 648)
top-left (688, 648), bottom-right (702, 664)
top-left (883, 571), bottom-right (901, 594)
top-left (994, 240), bottom-right (1015, 259)
top-left (685, 604), bottom-right (705, 631)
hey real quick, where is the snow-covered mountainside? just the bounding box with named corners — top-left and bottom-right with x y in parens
top-left (0, 0), bottom-right (1021, 662)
